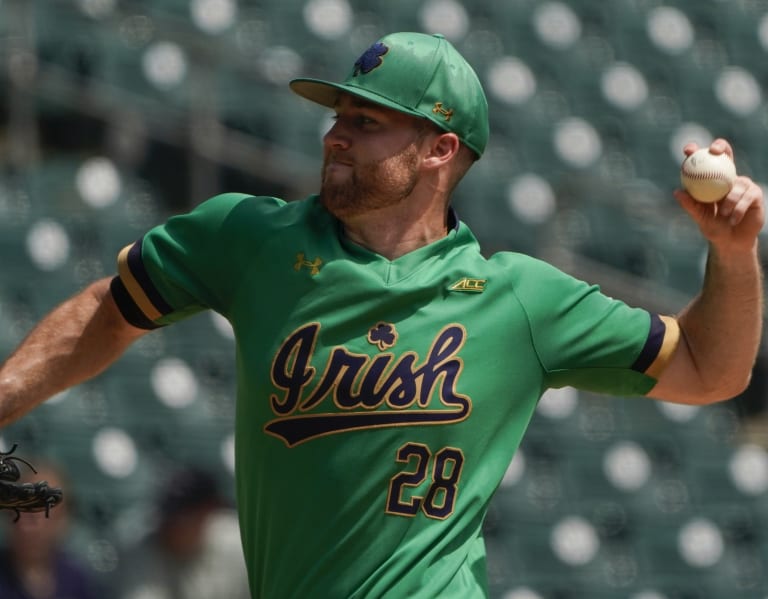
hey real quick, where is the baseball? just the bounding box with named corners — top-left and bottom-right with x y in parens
top-left (680, 148), bottom-right (737, 203)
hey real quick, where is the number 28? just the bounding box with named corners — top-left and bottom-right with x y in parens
top-left (386, 443), bottom-right (465, 520)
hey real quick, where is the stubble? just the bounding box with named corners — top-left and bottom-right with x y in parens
top-left (319, 142), bottom-right (422, 220)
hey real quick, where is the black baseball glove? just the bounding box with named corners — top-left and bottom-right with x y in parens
top-left (0, 444), bottom-right (63, 521)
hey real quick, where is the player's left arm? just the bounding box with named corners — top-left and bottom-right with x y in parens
top-left (648, 139), bottom-right (765, 405)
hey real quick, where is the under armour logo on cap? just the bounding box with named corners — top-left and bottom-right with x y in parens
top-left (432, 102), bottom-right (454, 122)
top-left (353, 42), bottom-right (388, 76)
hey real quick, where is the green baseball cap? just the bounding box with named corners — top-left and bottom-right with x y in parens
top-left (289, 32), bottom-right (489, 157)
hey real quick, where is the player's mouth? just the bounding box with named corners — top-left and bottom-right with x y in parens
top-left (323, 155), bottom-right (354, 178)
top-left (325, 153), bottom-right (353, 166)
top-left (327, 159), bottom-right (352, 167)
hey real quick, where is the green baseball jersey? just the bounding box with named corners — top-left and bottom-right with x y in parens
top-left (112, 193), bottom-right (679, 598)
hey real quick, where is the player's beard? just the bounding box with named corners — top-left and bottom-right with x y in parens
top-left (319, 142), bottom-right (421, 220)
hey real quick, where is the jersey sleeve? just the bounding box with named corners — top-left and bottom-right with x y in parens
top-left (111, 193), bottom-right (286, 328)
top-left (511, 257), bottom-right (680, 396)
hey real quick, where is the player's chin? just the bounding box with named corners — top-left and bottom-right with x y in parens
top-left (319, 187), bottom-right (357, 220)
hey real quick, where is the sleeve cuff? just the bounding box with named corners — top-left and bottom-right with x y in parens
top-left (631, 313), bottom-right (680, 380)
top-left (109, 276), bottom-right (164, 330)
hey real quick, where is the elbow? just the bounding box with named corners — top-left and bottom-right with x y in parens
top-left (722, 369), bottom-right (754, 401)
top-left (693, 371), bottom-right (753, 405)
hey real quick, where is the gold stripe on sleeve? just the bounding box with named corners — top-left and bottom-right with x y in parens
top-left (645, 315), bottom-right (680, 379)
top-left (116, 244), bottom-right (163, 322)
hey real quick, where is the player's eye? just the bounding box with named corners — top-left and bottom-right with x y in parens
top-left (358, 115), bottom-right (379, 127)
top-left (328, 112), bottom-right (378, 129)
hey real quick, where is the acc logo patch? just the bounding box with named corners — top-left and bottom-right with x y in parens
top-left (449, 278), bottom-right (486, 293)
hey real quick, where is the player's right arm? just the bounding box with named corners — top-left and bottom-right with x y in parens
top-left (647, 150), bottom-right (764, 405)
top-left (0, 276), bottom-right (149, 427)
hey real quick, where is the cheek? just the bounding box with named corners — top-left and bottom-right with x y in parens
top-left (385, 145), bottom-right (422, 178)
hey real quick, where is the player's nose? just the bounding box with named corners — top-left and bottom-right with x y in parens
top-left (323, 119), bottom-right (351, 151)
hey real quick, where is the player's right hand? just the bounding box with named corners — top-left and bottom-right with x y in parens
top-left (674, 139), bottom-right (764, 255)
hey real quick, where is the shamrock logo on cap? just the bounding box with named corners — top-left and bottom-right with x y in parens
top-left (353, 42), bottom-right (388, 77)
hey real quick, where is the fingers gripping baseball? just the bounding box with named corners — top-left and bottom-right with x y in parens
top-left (676, 139), bottom-right (765, 252)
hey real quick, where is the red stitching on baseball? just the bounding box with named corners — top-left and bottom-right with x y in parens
top-left (681, 169), bottom-right (732, 181)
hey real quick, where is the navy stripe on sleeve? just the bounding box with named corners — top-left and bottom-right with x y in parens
top-left (126, 240), bottom-right (174, 316)
top-left (630, 313), bottom-right (666, 373)
top-left (109, 276), bottom-right (164, 330)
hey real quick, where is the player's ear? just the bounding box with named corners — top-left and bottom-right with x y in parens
top-left (423, 132), bottom-right (461, 170)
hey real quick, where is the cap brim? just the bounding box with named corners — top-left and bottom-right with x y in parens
top-left (289, 78), bottom-right (424, 120)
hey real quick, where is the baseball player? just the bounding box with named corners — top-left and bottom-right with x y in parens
top-left (0, 32), bottom-right (764, 598)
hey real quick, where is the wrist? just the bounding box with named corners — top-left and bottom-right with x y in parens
top-left (708, 238), bottom-right (760, 261)
top-left (704, 241), bottom-right (763, 289)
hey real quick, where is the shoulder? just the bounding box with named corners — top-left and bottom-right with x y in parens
top-left (188, 192), bottom-right (286, 223)
top-left (483, 250), bottom-right (608, 316)
top-left (159, 194), bottom-right (326, 243)
top-left (484, 250), bottom-right (577, 286)
top-left (445, 231), bottom-right (581, 297)
top-left (197, 193), bottom-right (326, 230)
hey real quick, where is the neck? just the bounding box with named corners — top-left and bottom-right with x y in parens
top-left (341, 199), bottom-right (450, 260)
